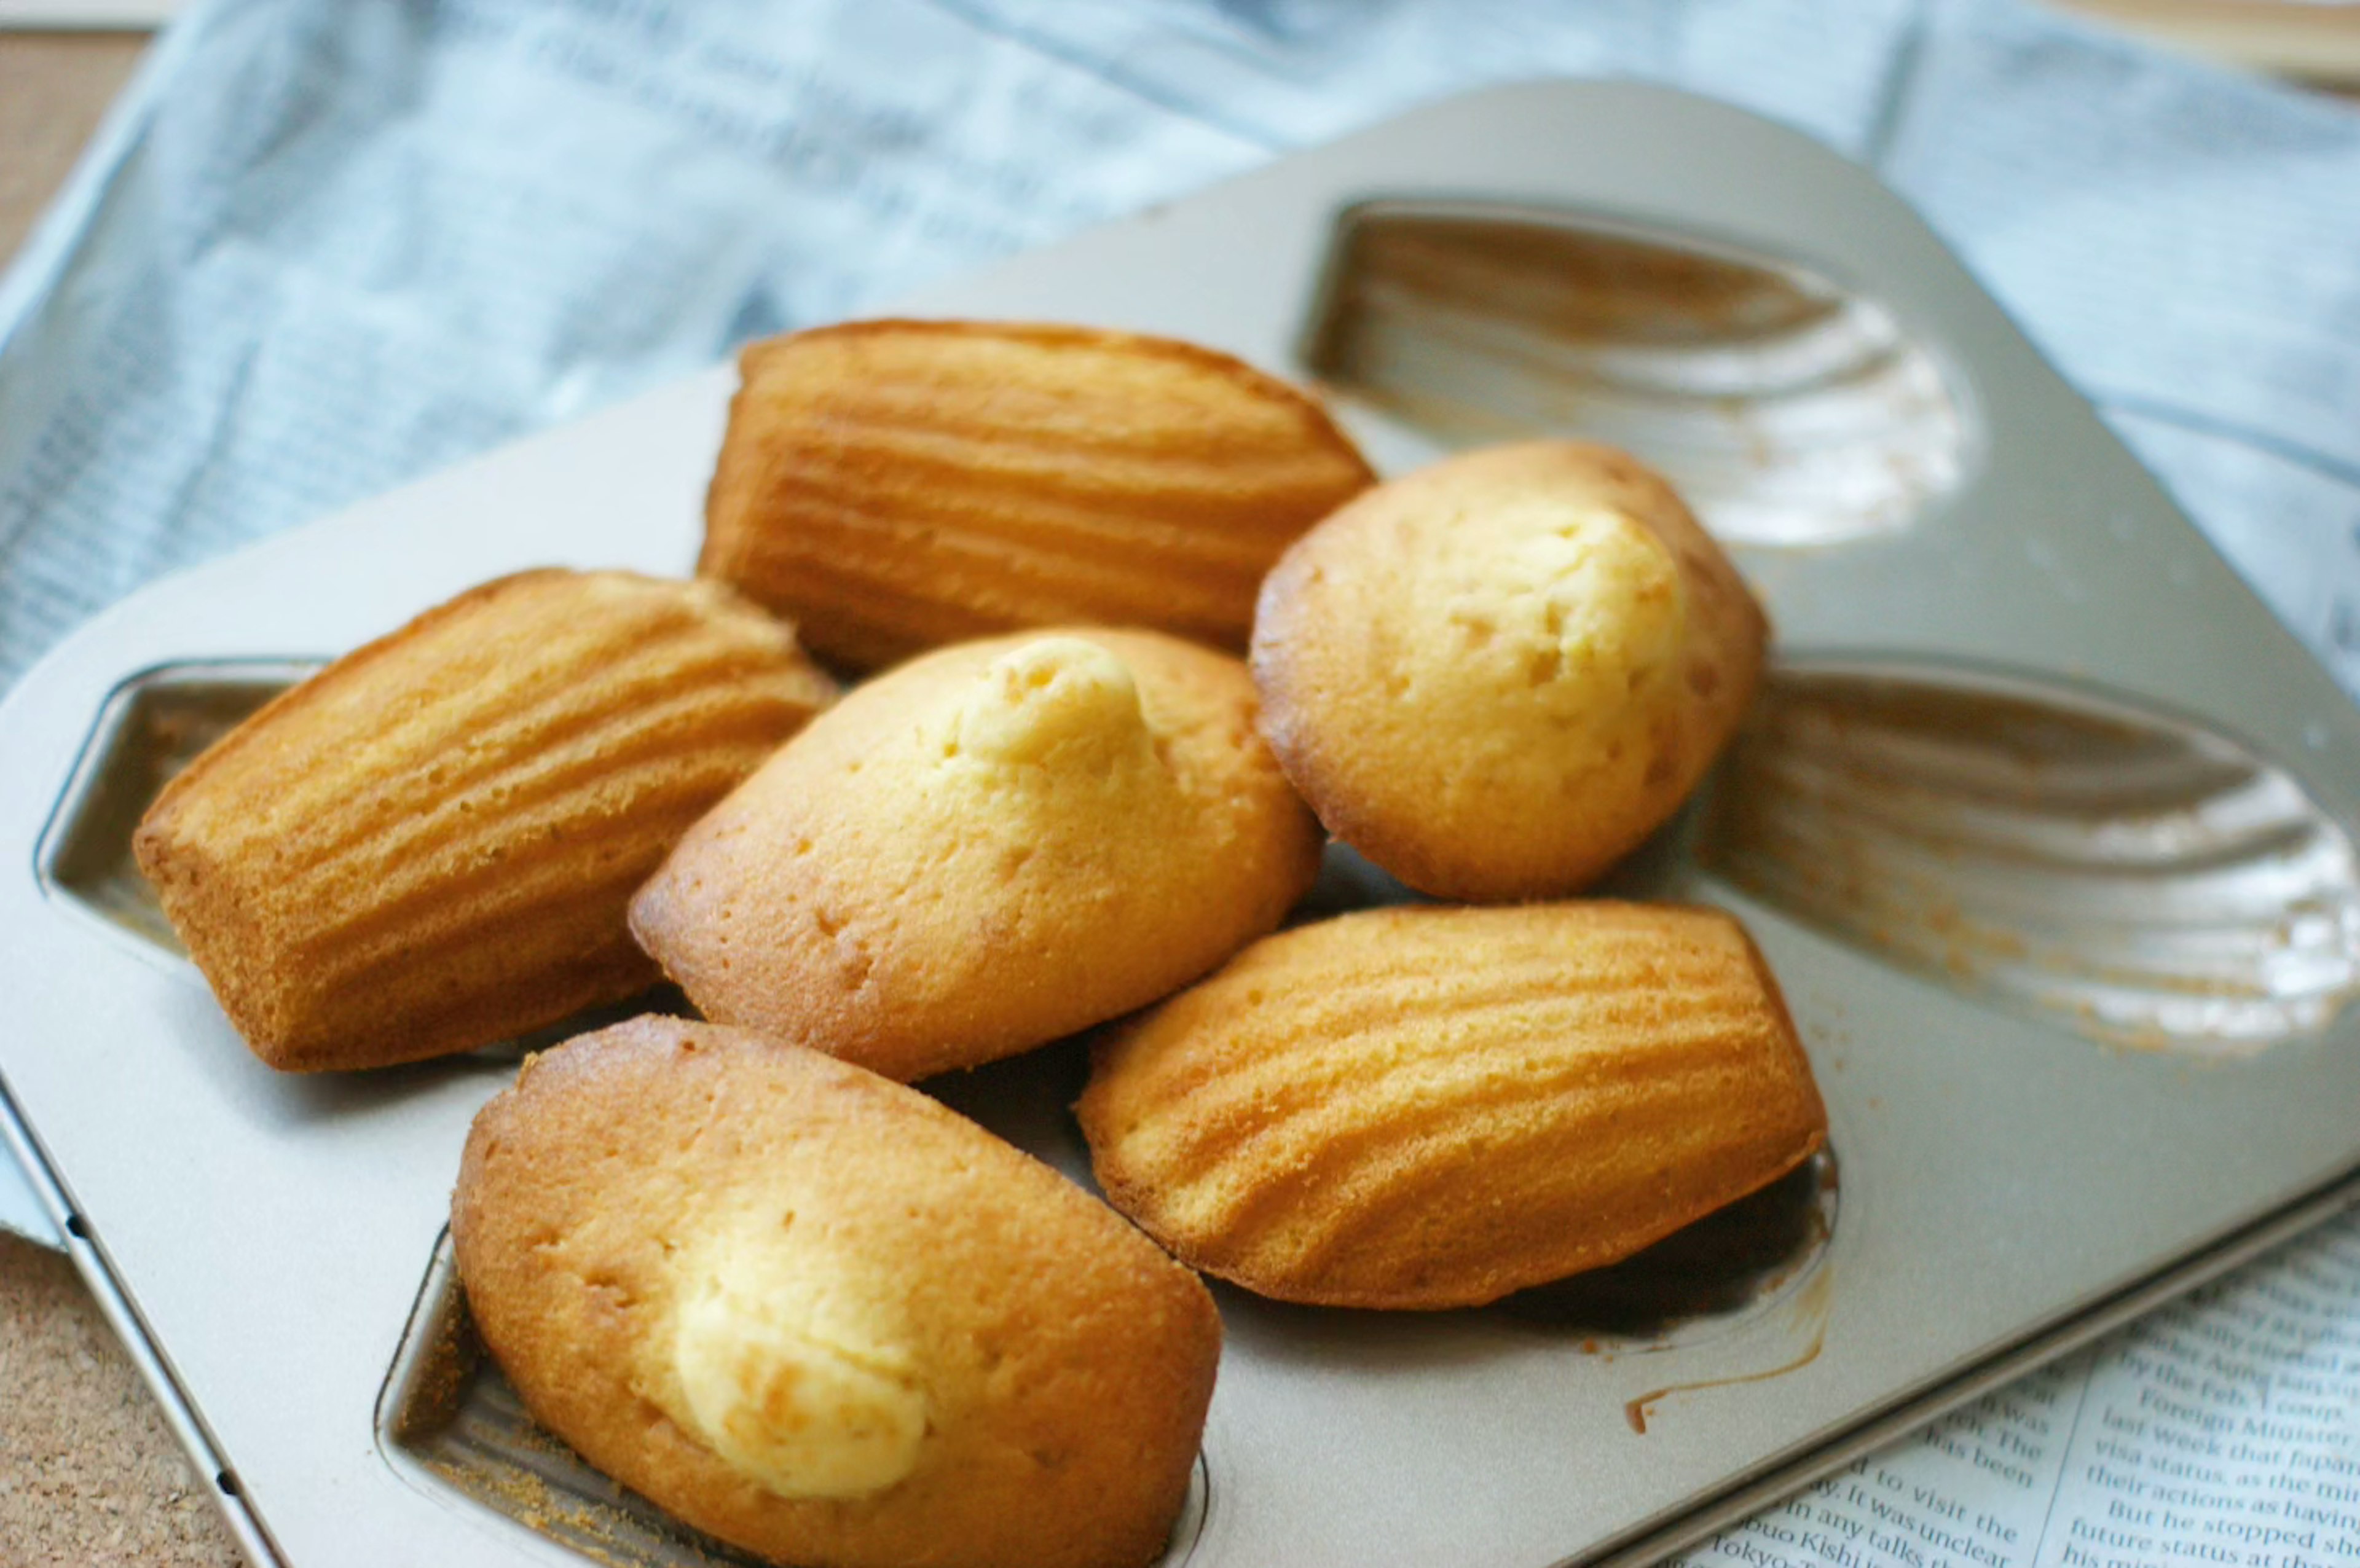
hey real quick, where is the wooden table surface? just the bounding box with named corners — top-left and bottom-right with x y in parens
top-left (1, 11), bottom-right (2354, 1568)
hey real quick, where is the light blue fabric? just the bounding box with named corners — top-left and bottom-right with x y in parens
top-left (3, 0), bottom-right (2357, 692)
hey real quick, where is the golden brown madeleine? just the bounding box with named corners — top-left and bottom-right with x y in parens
top-left (134, 570), bottom-right (835, 1072)
top-left (1252, 441), bottom-right (1768, 901)
top-left (632, 628), bottom-right (1323, 1083)
top-left (1079, 903), bottom-right (1827, 1311)
top-left (454, 1017), bottom-right (1220, 1568)
top-left (699, 319), bottom-right (1375, 670)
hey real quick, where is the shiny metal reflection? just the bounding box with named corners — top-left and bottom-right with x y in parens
top-left (1304, 202), bottom-right (1969, 546)
top-left (1699, 663), bottom-right (2360, 1053)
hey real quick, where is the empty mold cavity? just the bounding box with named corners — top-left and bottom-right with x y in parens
top-left (1499, 1148), bottom-right (1836, 1349)
top-left (1303, 202), bottom-right (1969, 546)
top-left (379, 1232), bottom-right (1213, 1568)
top-left (39, 661), bottom-right (317, 954)
top-left (1699, 663), bottom-right (2360, 1054)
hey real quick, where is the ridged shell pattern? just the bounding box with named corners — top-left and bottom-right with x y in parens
top-left (135, 570), bottom-right (835, 1070)
top-left (1080, 903), bottom-right (1829, 1309)
top-left (698, 319), bottom-right (1375, 670)
top-left (1699, 665), bottom-right (2360, 1054)
top-left (1305, 204), bottom-right (1967, 547)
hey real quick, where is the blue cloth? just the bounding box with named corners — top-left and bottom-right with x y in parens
top-left (3, 0), bottom-right (2358, 692)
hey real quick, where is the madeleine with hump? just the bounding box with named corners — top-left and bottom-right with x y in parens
top-left (631, 627), bottom-right (1323, 1083)
top-left (453, 1017), bottom-right (1221, 1568)
top-left (1080, 902), bottom-right (1828, 1311)
top-left (1252, 441), bottom-right (1768, 902)
top-left (697, 318), bottom-right (1375, 671)
top-left (133, 570), bottom-right (836, 1072)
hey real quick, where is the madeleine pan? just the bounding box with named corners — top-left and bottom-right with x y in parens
top-left (2, 82), bottom-right (2356, 1568)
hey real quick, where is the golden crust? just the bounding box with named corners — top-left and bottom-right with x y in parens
top-left (630, 627), bottom-right (1323, 1082)
top-left (133, 570), bottom-right (836, 1071)
top-left (699, 319), bottom-right (1375, 670)
top-left (1251, 441), bottom-right (1768, 901)
top-left (1078, 903), bottom-right (1828, 1310)
top-left (452, 1017), bottom-right (1220, 1568)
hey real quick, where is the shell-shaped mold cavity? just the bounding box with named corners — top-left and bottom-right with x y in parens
top-left (1303, 202), bottom-right (1969, 546)
top-left (1699, 664), bottom-right (2360, 1054)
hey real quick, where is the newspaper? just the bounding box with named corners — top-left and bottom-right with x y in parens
top-left (1689, 1231), bottom-right (2360, 1568)
top-left (0, 1), bottom-right (2354, 1562)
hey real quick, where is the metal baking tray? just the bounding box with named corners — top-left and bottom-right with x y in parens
top-left (3, 82), bottom-right (2357, 1568)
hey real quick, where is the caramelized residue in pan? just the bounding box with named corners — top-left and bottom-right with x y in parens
top-left (1624, 1263), bottom-right (1837, 1435)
